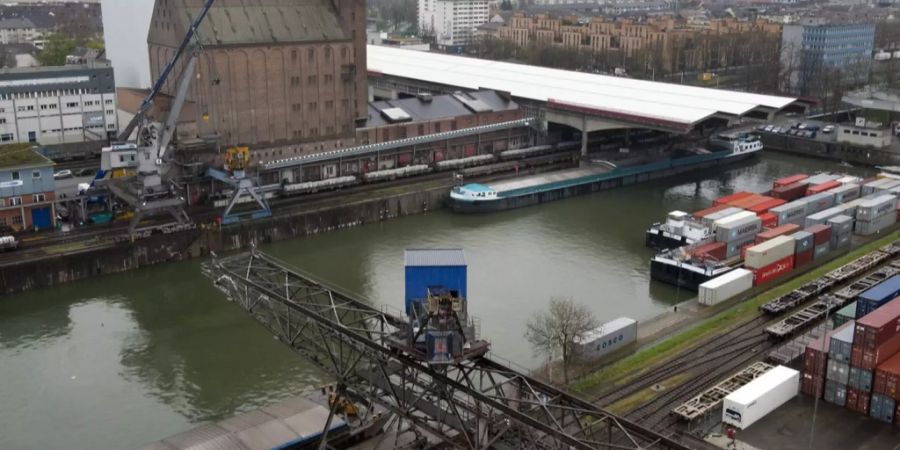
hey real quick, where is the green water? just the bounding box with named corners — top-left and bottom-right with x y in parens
top-left (0, 152), bottom-right (871, 450)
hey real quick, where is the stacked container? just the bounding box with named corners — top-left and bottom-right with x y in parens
top-left (771, 182), bottom-right (808, 201)
top-left (862, 178), bottom-right (893, 195)
top-left (744, 236), bottom-right (794, 286)
top-left (803, 192), bottom-right (837, 217)
top-left (754, 224), bottom-right (801, 245)
top-left (806, 224), bottom-right (833, 261)
top-left (852, 297), bottom-right (900, 371)
top-left (693, 204), bottom-right (732, 220)
top-left (856, 275), bottom-right (900, 318)
top-left (748, 197), bottom-right (787, 216)
top-left (826, 322), bottom-right (855, 408)
top-left (715, 212), bottom-right (762, 244)
top-left (855, 194), bottom-right (897, 236)
top-left (714, 192), bottom-right (753, 206)
top-left (805, 207), bottom-right (845, 228)
top-left (770, 200), bottom-right (808, 226)
top-left (835, 197), bottom-right (866, 219)
top-left (827, 215), bottom-right (853, 250)
top-left (802, 332), bottom-right (833, 398)
top-left (874, 352), bottom-right (900, 425)
top-left (691, 242), bottom-right (727, 261)
top-left (773, 173), bottom-right (809, 188)
top-left (791, 230), bottom-right (814, 268)
top-left (759, 212), bottom-right (778, 228)
top-left (827, 183), bottom-right (861, 204)
top-left (700, 207), bottom-right (744, 229)
top-left (833, 301), bottom-right (858, 328)
top-left (698, 269), bottom-right (753, 306)
top-left (804, 173), bottom-right (841, 185)
top-left (807, 180), bottom-right (842, 196)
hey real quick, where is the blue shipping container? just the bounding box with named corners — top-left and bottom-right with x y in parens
top-left (857, 274), bottom-right (900, 318)
top-left (404, 249), bottom-right (467, 314)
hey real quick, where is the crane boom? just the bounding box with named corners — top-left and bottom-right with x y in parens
top-left (118, 0), bottom-right (215, 142)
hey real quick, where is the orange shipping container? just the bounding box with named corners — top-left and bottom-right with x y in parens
top-left (759, 212), bottom-right (778, 228)
top-left (807, 180), bottom-right (842, 196)
top-left (714, 192), bottom-right (753, 206)
top-left (749, 198), bottom-right (787, 215)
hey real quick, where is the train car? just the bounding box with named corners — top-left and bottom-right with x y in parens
top-left (280, 176), bottom-right (360, 197)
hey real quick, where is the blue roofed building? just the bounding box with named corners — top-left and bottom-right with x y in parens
top-left (781, 18), bottom-right (875, 95)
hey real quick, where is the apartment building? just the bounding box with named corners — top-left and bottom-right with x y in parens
top-left (781, 18), bottom-right (875, 94)
top-left (0, 143), bottom-right (56, 231)
top-left (418, 0), bottom-right (490, 48)
top-left (0, 18), bottom-right (38, 44)
top-left (0, 60), bottom-right (119, 146)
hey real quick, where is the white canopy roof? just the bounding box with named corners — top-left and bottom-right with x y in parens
top-left (367, 45), bottom-right (798, 128)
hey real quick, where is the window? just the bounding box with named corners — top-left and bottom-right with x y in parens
top-left (0, 118), bottom-right (5, 124)
top-left (325, 100), bottom-right (333, 110)
top-left (290, 76), bottom-right (300, 86)
top-left (0, 199), bottom-right (5, 207)
top-left (435, 122), bottom-right (441, 132)
top-left (291, 103), bottom-right (301, 112)
top-left (0, 217), bottom-right (5, 226)
top-left (324, 74), bottom-right (333, 83)
top-left (31, 170), bottom-right (40, 179)
top-left (326, 125), bottom-right (334, 135)
top-left (12, 215), bottom-right (22, 225)
top-left (308, 75), bottom-right (317, 85)
top-left (105, 99), bottom-right (113, 105)
top-left (32, 194), bottom-right (45, 203)
top-left (66, 102), bottom-right (78, 108)
top-left (11, 171), bottom-right (19, 181)
top-left (291, 49), bottom-right (298, 62)
top-left (0, 133), bottom-right (12, 142)
top-left (308, 102), bottom-right (317, 112)
top-left (10, 197), bottom-right (22, 206)
top-left (308, 48), bottom-right (315, 62)
top-left (106, 110), bottom-right (114, 116)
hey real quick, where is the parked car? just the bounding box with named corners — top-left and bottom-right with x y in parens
top-left (756, 124), bottom-right (768, 131)
top-left (791, 122), bottom-right (802, 129)
top-left (764, 125), bottom-right (775, 132)
top-left (798, 123), bottom-right (808, 130)
top-left (806, 125), bottom-right (820, 132)
top-left (54, 170), bottom-right (73, 180)
top-left (823, 125), bottom-right (835, 134)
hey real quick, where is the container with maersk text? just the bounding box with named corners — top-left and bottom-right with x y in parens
top-left (722, 365), bottom-right (799, 430)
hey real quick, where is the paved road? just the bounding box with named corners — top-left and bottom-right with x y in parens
top-left (54, 175), bottom-right (95, 198)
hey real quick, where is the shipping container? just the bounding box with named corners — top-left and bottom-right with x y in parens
top-left (693, 204), bottom-right (732, 219)
top-left (830, 233), bottom-right (851, 251)
top-left (770, 201), bottom-right (807, 226)
top-left (826, 215), bottom-right (853, 236)
top-left (846, 387), bottom-right (871, 414)
top-left (805, 207), bottom-right (845, 228)
top-left (837, 176), bottom-right (862, 185)
top-left (803, 192), bottom-right (837, 216)
top-left (774, 173), bottom-right (809, 188)
top-left (404, 249), bottom-right (467, 314)
top-left (857, 275), bottom-right (900, 318)
top-left (813, 243), bottom-right (830, 261)
top-left (726, 234), bottom-right (757, 259)
top-left (874, 352), bottom-right (900, 401)
top-left (804, 332), bottom-right (832, 377)
top-left (754, 224), bottom-right (801, 244)
top-left (805, 224), bottom-right (832, 246)
top-left (852, 333), bottom-right (900, 371)
top-left (722, 366), bottom-right (799, 430)
top-left (827, 359), bottom-right (851, 384)
top-left (699, 269), bottom-right (753, 306)
top-left (712, 211), bottom-right (757, 232)
top-left (854, 212), bottom-right (897, 236)
top-left (804, 173), bottom-right (841, 185)
top-left (857, 194), bottom-right (897, 221)
top-left (714, 191), bottom-right (753, 206)
top-left (771, 182), bottom-right (808, 202)
top-left (715, 215), bottom-right (763, 243)
top-left (827, 183), bottom-right (861, 204)
top-left (855, 294), bottom-right (900, 346)
top-left (807, 180), bottom-right (841, 196)
top-left (835, 198), bottom-right (865, 219)
top-left (795, 248), bottom-right (813, 267)
top-left (848, 366), bottom-right (873, 391)
top-left (790, 230), bottom-right (814, 252)
top-left (759, 212), bottom-right (778, 228)
top-left (870, 393), bottom-right (895, 423)
top-left (748, 198), bottom-right (787, 215)
top-left (729, 194), bottom-right (771, 210)
top-left (752, 255), bottom-right (794, 286)
top-left (877, 179), bottom-right (900, 193)
top-left (692, 242), bottom-right (727, 261)
top-left (801, 372), bottom-right (826, 398)
top-left (700, 207), bottom-right (744, 228)
top-left (862, 178), bottom-right (892, 195)
top-left (824, 379), bottom-right (847, 406)
top-left (745, 236), bottom-right (795, 269)
top-left (829, 320), bottom-right (856, 364)
top-left (576, 317), bottom-right (637, 360)
top-left (833, 301), bottom-right (857, 328)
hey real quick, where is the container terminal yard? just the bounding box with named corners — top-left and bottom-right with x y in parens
top-left (5, 2), bottom-right (900, 450)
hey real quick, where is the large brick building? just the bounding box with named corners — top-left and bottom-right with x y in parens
top-left (147, 0), bottom-right (367, 160)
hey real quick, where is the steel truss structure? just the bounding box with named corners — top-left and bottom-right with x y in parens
top-left (202, 250), bottom-right (690, 450)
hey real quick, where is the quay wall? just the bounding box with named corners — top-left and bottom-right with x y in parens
top-left (761, 134), bottom-right (900, 167)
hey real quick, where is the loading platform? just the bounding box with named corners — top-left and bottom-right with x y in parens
top-left (672, 362), bottom-right (774, 421)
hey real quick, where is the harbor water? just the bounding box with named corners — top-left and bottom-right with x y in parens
top-left (0, 152), bottom-right (871, 450)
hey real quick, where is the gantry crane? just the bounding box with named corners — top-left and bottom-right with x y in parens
top-left (202, 249), bottom-right (692, 450)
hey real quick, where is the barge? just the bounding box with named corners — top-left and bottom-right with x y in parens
top-left (449, 133), bottom-right (762, 213)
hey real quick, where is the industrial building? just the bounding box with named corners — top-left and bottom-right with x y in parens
top-left (418, 0), bottom-right (489, 49)
top-left (781, 18), bottom-right (876, 94)
top-left (0, 144), bottom-right (55, 231)
top-left (0, 61), bottom-right (119, 145)
top-left (146, 0), bottom-right (368, 160)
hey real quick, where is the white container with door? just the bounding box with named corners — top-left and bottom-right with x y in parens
top-left (722, 365), bottom-right (799, 430)
top-left (698, 269), bottom-right (753, 306)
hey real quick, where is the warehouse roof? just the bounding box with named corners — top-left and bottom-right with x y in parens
top-left (158, 0), bottom-right (347, 47)
top-left (365, 90), bottom-right (517, 127)
top-left (0, 143), bottom-right (53, 169)
top-left (404, 249), bottom-right (467, 267)
top-left (367, 45), bottom-right (800, 129)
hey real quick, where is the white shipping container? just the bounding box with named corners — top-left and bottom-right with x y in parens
top-left (575, 317), bottom-right (638, 360)
top-left (745, 235), bottom-right (794, 269)
top-left (712, 211), bottom-right (756, 230)
top-left (837, 176), bottom-right (862, 184)
top-left (722, 365), bottom-right (799, 430)
top-left (698, 269), bottom-right (753, 306)
top-left (804, 206), bottom-right (844, 228)
top-left (700, 207), bottom-right (744, 227)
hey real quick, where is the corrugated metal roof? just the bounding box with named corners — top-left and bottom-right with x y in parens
top-left (405, 249), bottom-right (467, 267)
top-left (367, 45), bottom-right (799, 127)
top-left (171, 0), bottom-right (347, 46)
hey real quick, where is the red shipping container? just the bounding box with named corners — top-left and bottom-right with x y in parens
top-left (854, 332), bottom-right (900, 370)
top-left (855, 296), bottom-right (900, 351)
top-left (876, 352), bottom-right (900, 400)
top-left (730, 194), bottom-right (771, 210)
top-left (714, 191), bottom-right (753, 206)
top-left (804, 333), bottom-right (832, 377)
top-left (774, 173), bottom-right (809, 188)
top-left (749, 198), bottom-right (787, 215)
top-left (805, 224), bottom-right (832, 246)
top-left (846, 387), bottom-right (870, 414)
top-left (771, 182), bottom-right (809, 201)
top-left (692, 242), bottom-right (727, 261)
top-left (895, 403), bottom-right (900, 426)
top-left (795, 248), bottom-right (814, 267)
top-left (693, 204), bottom-right (732, 219)
top-left (806, 180), bottom-right (842, 196)
top-left (801, 373), bottom-right (826, 398)
top-left (755, 223), bottom-right (802, 244)
top-left (752, 255), bottom-right (795, 286)
top-left (759, 212), bottom-right (778, 228)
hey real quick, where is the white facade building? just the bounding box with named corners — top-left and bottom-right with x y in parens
top-left (0, 18), bottom-right (39, 45)
top-left (0, 62), bottom-right (119, 145)
top-left (418, 0), bottom-right (489, 48)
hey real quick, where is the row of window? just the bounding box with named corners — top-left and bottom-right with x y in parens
top-left (7, 170), bottom-right (43, 180)
top-left (0, 215), bottom-right (23, 226)
top-left (843, 129), bottom-right (882, 137)
top-left (0, 194), bottom-right (46, 206)
top-left (0, 88), bottom-right (111, 100)
top-left (289, 46), bottom-right (349, 63)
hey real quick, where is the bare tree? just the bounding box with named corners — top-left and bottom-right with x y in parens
top-left (525, 297), bottom-right (598, 384)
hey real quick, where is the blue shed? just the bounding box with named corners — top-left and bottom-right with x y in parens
top-left (404, 249), bottom-right (467, 314)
